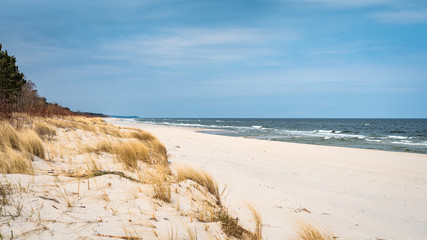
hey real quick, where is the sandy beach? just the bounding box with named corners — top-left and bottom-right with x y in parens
top-left (107, 118), bottom-right (427, 240)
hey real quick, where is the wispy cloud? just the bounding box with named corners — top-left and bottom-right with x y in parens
top-left (102, 28), bottom-right (299, 67)
top-left (371, 9), bottom-right (427, 23)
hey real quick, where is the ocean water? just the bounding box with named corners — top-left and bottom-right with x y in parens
top-left (135, 118), bottom-right (427, 154)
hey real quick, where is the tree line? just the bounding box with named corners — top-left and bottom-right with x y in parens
top-left (0, 43), bottom-right (101, 118)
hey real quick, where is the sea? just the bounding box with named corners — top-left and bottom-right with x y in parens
top-left (134, 118), bottom-right (427, 154)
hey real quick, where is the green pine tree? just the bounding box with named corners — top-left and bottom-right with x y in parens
top-left (0, 43), bottom-right (26, 101)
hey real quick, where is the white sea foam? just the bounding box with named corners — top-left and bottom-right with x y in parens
top-left (122, 118), bottom-right (138, 122)
top-left (388, 135), bottom-right (409, 140)
top-left (391, 141), bottom-right (427, 146)
top-left (315, 130), bottom-right (366, 139)
top-left (252, 125), bottom-right (263, 129)
top-left (281, 129), bottom-right (367, 139)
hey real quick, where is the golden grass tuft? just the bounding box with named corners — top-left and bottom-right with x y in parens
top-left (176, 166), bottom-right (219, 202)
top-left (88, 137), bottom-right (167, 169)
top-left (247, 205), bottom-right (262, 240)
top-left (126, 129), bottom-right (168, 165)
top-left (195, 201), bottom-right (217, 223)
top-left (113, 139), bottom-right (149, 169)
top-left (0, 122), bottom-right (21, 150)
top-left (34, 120), bottom-right (56, 139)
top-left (146, 165), bottom-right (171, 202)
top-left (128, 130), bottom-right (155, 141)
top-left (0, 148), bottom-right (34, 174)
top-left (99, 125), bottom-right (123, 138)
top-left (295, 222), bottom-right (335, 240)
top-left (0, 122), bottom-right (38, 174)
top-left (0, 122), bottom-right (45, 159)
top-left (43, 118), bottom-right (70, 129)
top-left (146, 139), bottom-right (168, 165)
top-left (93, 140), bottom-right (114, 154)
top-left (18, 129), bottom-right (45, 159)
top-left (217, 210), bottom-right (246, 238)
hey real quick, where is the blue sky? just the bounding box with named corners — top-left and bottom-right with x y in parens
top-left (1, 0), bottom-right (427, 117)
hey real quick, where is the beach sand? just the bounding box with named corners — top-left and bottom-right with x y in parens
top-left (107, 118), bottom-right (427, 240)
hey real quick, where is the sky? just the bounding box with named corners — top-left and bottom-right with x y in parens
top-left (1, 0), bottom-right (427, 118)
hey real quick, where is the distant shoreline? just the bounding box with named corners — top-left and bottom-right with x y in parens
top-left (126, 118), bottom-right (427, 155)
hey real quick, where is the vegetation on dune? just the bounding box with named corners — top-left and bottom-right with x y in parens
top-left (0, 121), bottom-right (45, 174)
top-left (294, 222), bottom-right (335, 240)
top-left (0, 147), bottom-right (33, 174)
top-left (34, 120), bottom-right (56, 139)
top-left (176, 165), bottom-right (220, 203)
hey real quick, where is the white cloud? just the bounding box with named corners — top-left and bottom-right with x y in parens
top-left (371, 9), bottom-right (427, 23)
top-left (102, 28), bottom-right (299, 66)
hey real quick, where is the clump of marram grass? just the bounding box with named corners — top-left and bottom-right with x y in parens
top-left (176, 165), bottom-right (219, 203)
top-left (92, 140), bottom-right (114, 154)
top-left (247, 205), bottom-right (262, 240)
top-left (87, 137), bottom-right (167, 169)
top-left (0, 123), bottom-right (45, 159)
top-left (113, 139), bottom-right (150, 169)
top-left (0, 180), bottom-right (13, 206)
top-left (146, 165), bottom-right (171, 202)
top-left (43, 117), bottom-right (71, 129)
top-left (216, 206), bottom-right (263, 240)
top-left (148, 138), bottom-right (167, 155)
top-left (128, 130), bottom-right (155, 141)
top-left (294, 222), bottom-right (335, 240)
top-left (195, 200), bottom-right (218, 223)
top-left (124, 128), bottom-right (168, 165)
top-left (0, 148), bottom-right (34, 174)
top-left (0, 121), bottom-right (44, 174)
top-left (34, 120), bottom-right (56, 139)
top-left (0, 122), bottom-right (21, 150)
top-left (18, 129), bottom-right (45, 159)
top-left (87, 139), bottom-right (150, 169)
top-left (216, 210), bottom-right (247, 239)
top-left (99, 125), bottom-right (123, 138)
